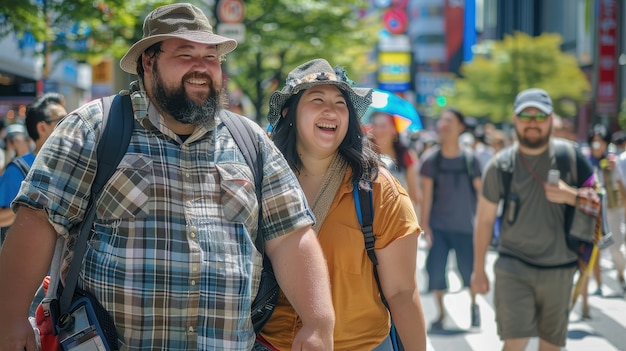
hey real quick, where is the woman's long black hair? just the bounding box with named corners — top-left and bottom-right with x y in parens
top-left (271, 88), bottom-right (380, 189)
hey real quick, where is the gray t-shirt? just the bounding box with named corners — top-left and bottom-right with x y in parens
top-left (421, 148), bottom-right (481, 234)
top-left (482, 143), bottom-right (591, 266)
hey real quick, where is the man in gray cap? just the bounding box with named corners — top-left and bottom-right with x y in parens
top-left (472, 88), bottom-right (597, 351)
top-left (0, 3), bottom-right (334, 350)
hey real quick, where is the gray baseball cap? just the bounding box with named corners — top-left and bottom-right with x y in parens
top-left (513, 88), bottom-right (553, 115)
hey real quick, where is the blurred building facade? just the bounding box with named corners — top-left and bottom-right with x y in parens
top-left (478, 0), bottom-right (623, 139)
top-left (0, 32), bottom-right (92, 124)
top-left (371, 0), bottom-right (476, 127)
top-left (371, 0), bottom-right (624, 136)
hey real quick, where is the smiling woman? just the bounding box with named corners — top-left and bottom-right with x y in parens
top-left (259, 58), bottom-right (427, 351)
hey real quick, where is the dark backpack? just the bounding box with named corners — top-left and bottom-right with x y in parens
top-left (220, 111), bottom-right (279, 333)
top-left (431, 147), bottom-right (477, 200)
top-left (54, 93), bottom-right (276, 335)
top-left (353, 180), bottom-right (404, 351)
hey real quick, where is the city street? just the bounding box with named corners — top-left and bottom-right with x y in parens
top-left (417, 240), bottom-right (626, 350)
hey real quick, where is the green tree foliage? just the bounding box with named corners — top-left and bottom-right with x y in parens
top-left (447, 32), bottom-right (590, 123)
top-left (0, 0), bottom-right (162, 64)
top-left (1, 0), bottom-right (377, 124)
top-left (225, 0), bottom-right (379, 124)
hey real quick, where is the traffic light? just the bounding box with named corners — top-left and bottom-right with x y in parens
top-left (435, 95), bottom-right (447, 107)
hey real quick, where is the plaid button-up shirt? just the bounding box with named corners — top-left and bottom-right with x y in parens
top-left (14, 89), bottom-right (314, 350)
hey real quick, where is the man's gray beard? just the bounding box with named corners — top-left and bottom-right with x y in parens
top-left (151, 65), bottom-right (224, 128)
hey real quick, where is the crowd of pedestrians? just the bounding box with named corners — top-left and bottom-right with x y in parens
top-left (0, 93), bottom-right (66, 245)
top-left (0, 2), bottom-right (625, 351)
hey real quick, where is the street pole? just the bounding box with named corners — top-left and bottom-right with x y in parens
top-left (37, 0), bottom-right (51, 96)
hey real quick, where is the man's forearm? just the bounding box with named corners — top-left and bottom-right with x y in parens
top-left (473, 222), bottom-right (493, 271)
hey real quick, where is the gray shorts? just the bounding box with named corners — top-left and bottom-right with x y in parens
top-left (494, 255), bottom-right (576, 346)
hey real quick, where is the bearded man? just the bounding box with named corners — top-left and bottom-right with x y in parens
top-left (471, 88), bottom-right (596, 351)
top-left (0, 3), bottom-right (334, 350)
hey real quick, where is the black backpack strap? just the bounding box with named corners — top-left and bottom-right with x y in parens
top-left (464, 148), bottom-right (477, 200)
top-left (59, 93), bottom-right (133, 315)
top-left (353, 181), bottom-right (377, 266)
top-left (464, 148), bottom-right (475, 179)
top-left (220, 111), bottom-right (277, 334)
top-left (496, 145), bottom-right (515, 221)
top-left (431, 148), bottom-right (442, 192)
top-left (353, 181), bottom-right (389, 308)
top-left (552, 139), bottom-right (576, 185)
top-left (552, 139), bottom-right (578, 236)
top-left (219, 111), bottom-right (264, 254)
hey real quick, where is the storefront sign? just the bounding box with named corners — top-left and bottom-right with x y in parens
top-left (378, 52), bottom-right (411, 92)
top-left (596, 0), bottom-right (618, 116)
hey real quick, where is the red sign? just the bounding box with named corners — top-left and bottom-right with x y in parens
top-left (382, 8), bottom-right (408, 35)
top-left (596, 0), bottom-right (618, 116)
top-left (217, 0), bottom-right (245, 24)
top-left (444, 0), bottom-right (465, 73)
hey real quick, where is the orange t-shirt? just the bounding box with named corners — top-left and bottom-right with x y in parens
top-left (260, 168), bottom-right (420, 350)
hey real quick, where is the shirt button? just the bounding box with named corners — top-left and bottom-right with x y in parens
top-left (186, 173), bottom-right (191, 178)
top-left (191, 280), bottom-right (196, 286)
top-left (188, 326), bottom-right (195, 333)
top-left (190, 232), bottom-right (196, 239)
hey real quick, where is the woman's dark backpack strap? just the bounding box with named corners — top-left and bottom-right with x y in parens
top-left (353, 181), bottom-right (405, 350)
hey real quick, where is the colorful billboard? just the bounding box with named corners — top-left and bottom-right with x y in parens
top-left (378, 52), bottom-right (412, 92)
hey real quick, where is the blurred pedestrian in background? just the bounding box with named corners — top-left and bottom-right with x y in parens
top-left (552, 114), bottom-right (577, 142)
top-left (258, 58), bottom-right (427, 351)
top-left (471, 124), bottom-right (495, 172)
top-left (614, 143), bottom-right (626, 295)
top-left (419, 107), bottom-right (482, 330)
top-left (489, 129), bottom-right (509, 154)
top-left (369, 111), bottom-right (421, 211)
top-left (612, 131), bottom-right (626, 154)
top-left (472, 88), bottom-right (596, 351)
top-left (580, 124), bottom-right (622, 316)
top-left (0, 4), bottom-right (334, 350)
top-left (2, 123), bottom-right (30, 168)
top-left (0, 93), bottom-right (66, 245)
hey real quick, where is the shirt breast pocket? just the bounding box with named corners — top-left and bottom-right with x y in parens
top-left (216, 163), bottom-right (258, 229)
top-left (96, 153), bottom-right (152, 220)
